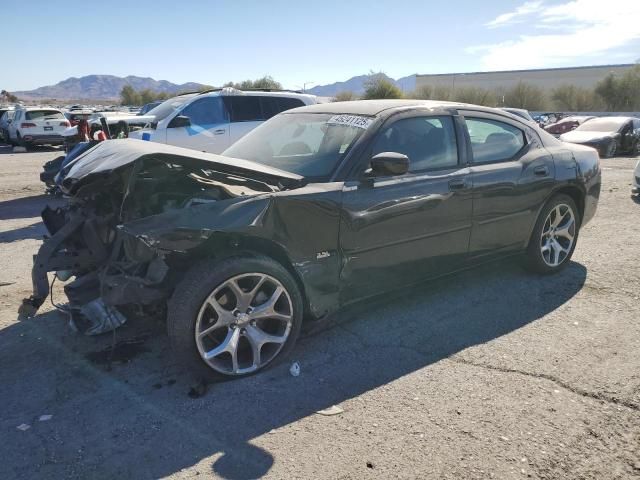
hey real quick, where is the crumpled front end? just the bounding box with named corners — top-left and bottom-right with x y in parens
top-left (20, 143), bottom-right (286, 335)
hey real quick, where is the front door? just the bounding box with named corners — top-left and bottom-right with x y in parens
top-left (339, 114), bottom-right (473, 300)
top-left (165, 97), bottom-right (230, 153)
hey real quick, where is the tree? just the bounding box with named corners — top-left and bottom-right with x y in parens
top-left (1, 90), bottom-right (19, 103)
top-left (332, 91), bottom-right (357, 102)
top-left (225, 76), bottom-right (283, 90)
top-left (409, 85), bottom-right (453, 101)
top-left (362, 73), bottom-right (403, 100)
top-left (503, 81), bottom-right (547, 110)
top-left (120, 86), bottom-right (171, 106)
top-left (451, 86), bottom-right (496, 106)
top-left (595, 66), bottom-right (640, 111)
top-left (551, 84), bottom-right (601, 111)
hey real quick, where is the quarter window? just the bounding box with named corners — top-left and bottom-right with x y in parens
top-left (260, 97), bottom-right (305, 119)
top-left (180, 97), bottom-right (227, 126)
top-left (372, 116), bottom-right (459, 172)
top-left (465, 118), bottom-right (525, 164)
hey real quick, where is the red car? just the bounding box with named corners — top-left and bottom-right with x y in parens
top-left (544, 116), bottom-right (594, 136)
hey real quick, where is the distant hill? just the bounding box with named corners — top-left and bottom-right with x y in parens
top-left (13, 73), bottom-right (418, 101)
top-left (308, 74), bottom-right (416, 97)
top-left (15, 75), bottom-right (206, 100)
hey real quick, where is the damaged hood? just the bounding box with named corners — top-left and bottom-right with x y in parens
top-left (63, 139), bottom-right (303, 189)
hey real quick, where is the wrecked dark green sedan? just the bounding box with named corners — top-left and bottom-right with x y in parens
top-left (22, 100), bottom-right (601, 379)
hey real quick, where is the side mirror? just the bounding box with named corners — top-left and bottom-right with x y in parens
top-left (168, 115), bottom-right (191, 128)
top-left (370, 152), bottom-right (409, 177)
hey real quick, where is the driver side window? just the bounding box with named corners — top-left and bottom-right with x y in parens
top-left (371, 116), bottom-right (459, 172)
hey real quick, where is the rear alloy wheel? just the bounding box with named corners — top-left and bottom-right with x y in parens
top-left (168, 255), bottom-right (303, 380)
top-left (525, 194), bottom-right (580, 274)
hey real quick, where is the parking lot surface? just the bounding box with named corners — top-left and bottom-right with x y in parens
top-left (0, 144), bottom-right (638, 480)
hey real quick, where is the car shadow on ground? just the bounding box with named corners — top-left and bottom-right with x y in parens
top-left (0, 221), bottom-right (45, 243)
top-left (0, 256), bottom-right (587, 479)
top-left (0, 143), bottom-right (64, 155)
top-left (0, 194), bottom-right (63, 221)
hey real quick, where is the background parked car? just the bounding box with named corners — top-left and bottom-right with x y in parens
top-left (127, 88), bottom-right (317, 153)
top-left (8, 107), bottom-right (70, 148)
top-left (0, 108), bottom-right (15, 143)
top-left (544, 115), bottom-right (595, 137)
top-left (138, 101), bottom-right (162, 115)
top-left (560, 116), bottom-right (640, 158)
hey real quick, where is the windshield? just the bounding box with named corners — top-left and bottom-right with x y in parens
top-left (146, 94), bottom-right (197, 122)
top-left (576, 118), bottom-right (627, 132)
top-left (222, 113), bottom-right (371, 177)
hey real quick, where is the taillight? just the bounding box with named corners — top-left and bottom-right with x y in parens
top-left (21, 122), bottom-right (36, 128)
top-left (60, 121), bottom-right (70, 127)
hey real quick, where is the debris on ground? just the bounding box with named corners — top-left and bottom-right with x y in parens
top-left (187, 380), bottom-right (208, 399)
top-left (38, 415), bottom-right (53, 422)
top-left (289, 362), bottom-right (301, 377)
top-left (16, 424), bottom-right (30, 431)
top-left (316, 405), bottom-right (344, 416)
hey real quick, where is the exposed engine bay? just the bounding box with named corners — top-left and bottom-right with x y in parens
top-left (20, 140), bottom-right (293, 335)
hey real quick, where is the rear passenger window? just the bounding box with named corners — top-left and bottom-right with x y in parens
top-left (465, 118), bottom-right (525, 164)
top-left (372, 116), bottom-right (459, 172)
top-left (229, 97), bottom-right (262, 122)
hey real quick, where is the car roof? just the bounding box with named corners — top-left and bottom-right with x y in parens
top-left (284, 99), bottom-right (514, 117)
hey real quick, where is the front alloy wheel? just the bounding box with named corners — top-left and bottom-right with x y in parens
top-left (167, 255), bottom-right (303, 381)
top-left (195, 273), bottom-right (293, 375)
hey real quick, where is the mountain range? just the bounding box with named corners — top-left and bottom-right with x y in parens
top-left (307, 74), bottom-right (416, 96)
top-left (13, 73), bottom-right (417, 101)
top-left (15, 75), bottom-right (206, 101)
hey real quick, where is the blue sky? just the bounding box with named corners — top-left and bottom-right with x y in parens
top-left (3, 0), bottom-right (639, 91)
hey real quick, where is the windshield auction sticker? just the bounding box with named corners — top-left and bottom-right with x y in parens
top-left (327, 115), bottom-right (374, 129)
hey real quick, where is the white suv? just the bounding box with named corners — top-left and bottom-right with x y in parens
top-left (9, 107), bottom-right (70, 147)
top-left (128, 88), bottom-right (317, 153)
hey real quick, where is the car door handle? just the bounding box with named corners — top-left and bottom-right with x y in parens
top-left (448, 178), bottom-right (469, 191)
top-left (534, 166), bottom-right (549, 176)
top-left (213, 129), bottom-right (226, 135)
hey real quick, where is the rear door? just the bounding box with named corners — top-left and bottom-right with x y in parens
top-left (226, 96), bottom-right (264, 146)
top-left (165, 97), bottom-right (230, 153)
top-left (339, 113), bottom-right (473, 299)
top-left (460, 112), bottom-right (556, 258)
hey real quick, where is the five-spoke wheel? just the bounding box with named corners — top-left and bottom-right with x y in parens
top-left (195, 273), bottom-right (294, 375)
top-left (526, 194), bottom-right (580, 274)
top-left (168, 255), bottom-right (303, 381)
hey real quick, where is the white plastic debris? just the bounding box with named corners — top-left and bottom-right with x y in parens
top-left (316, 405), bottom-right (344, 416)
top-left (16, 423), bottom-right (30, 431)
top-left (39, 415), bottom-right (53, 422)
top-left (289, 362), bottom-right (300, 377)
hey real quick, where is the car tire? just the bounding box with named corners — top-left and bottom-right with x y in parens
top-left (524, 194), bottom-right (580, 274)
top-left (167, 254), bottom-right (304, 381)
